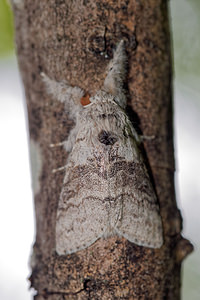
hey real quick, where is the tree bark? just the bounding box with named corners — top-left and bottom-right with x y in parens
top-left (12, 0), bottom-right (193, 299)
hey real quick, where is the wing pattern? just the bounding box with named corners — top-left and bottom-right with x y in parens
top-left (56, 101), bottom-right (163, 255)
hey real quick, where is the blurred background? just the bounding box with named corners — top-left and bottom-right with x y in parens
top-left (0, 0), bottom-right (199, 299)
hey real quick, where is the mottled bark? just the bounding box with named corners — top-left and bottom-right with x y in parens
top-left (12, 0), bottom-right (193, 299)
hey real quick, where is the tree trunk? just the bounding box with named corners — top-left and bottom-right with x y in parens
top-left (12, 0), bottom-right (193, 299)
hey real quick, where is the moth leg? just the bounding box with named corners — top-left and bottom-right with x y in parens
top-left (41, 72), bottom-right (84, 119)
top-left (63, 126), bottom-right (78, 152)
top-left (127, 119), bottom-right (155, 144)
top-left (50, 139), bottom-right (74, 154)
top-left (52, 165), bottom-right (67, 173)
top-left (140, 135), bottom-right (155, 141)
top-left (50, 124), bottom-right (78, 153)
top-left (50, 141), bottom-right (67, 148)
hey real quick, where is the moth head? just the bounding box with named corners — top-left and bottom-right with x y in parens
top-left (89, 90), bottom-right (118, 106)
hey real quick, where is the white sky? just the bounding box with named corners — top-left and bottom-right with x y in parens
top-left (0, 58), bottom-right (35, 299)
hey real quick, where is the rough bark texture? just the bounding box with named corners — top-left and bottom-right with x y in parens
top-left (12, 0), bottom-right (193, 299)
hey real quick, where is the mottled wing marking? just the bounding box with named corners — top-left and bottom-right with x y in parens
top-left (106, 120), bottom-right (163, 248)
top-left (115, 195), bottom-right (163, 248)
top-left (56, 99), bottom-right (163, 254)
top-left (56, 195), bottom-right (109, 255)
top-left (56, 148), bottom-right (111, 255)
top-left (108, 161), bottom-right (163, 248)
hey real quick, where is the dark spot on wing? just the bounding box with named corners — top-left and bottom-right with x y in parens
top-left (98, 130), bottom-right (117, 145)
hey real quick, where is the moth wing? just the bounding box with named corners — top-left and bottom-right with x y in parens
top-left (56, 158), bottom-right (109, 255)
top-left (108, 127), bottom-right (163, 248)
top-left (115, 193), bottom-right (163, 248)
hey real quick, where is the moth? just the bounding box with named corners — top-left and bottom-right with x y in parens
top-left (42, 41), bottom-right (163, 255)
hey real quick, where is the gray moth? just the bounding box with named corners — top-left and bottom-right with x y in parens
top-left (42, 40), bottom-right (163, 255)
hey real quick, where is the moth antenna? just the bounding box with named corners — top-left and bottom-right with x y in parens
top-left (41, 72), bottom-right (84, 118)
top-left (103, 40), bottom-right (127, 108)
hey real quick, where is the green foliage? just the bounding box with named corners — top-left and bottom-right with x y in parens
top-left (171, 0), bottom-right (200, 81)
top-left (0, 0), bottom-right (14, 57)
